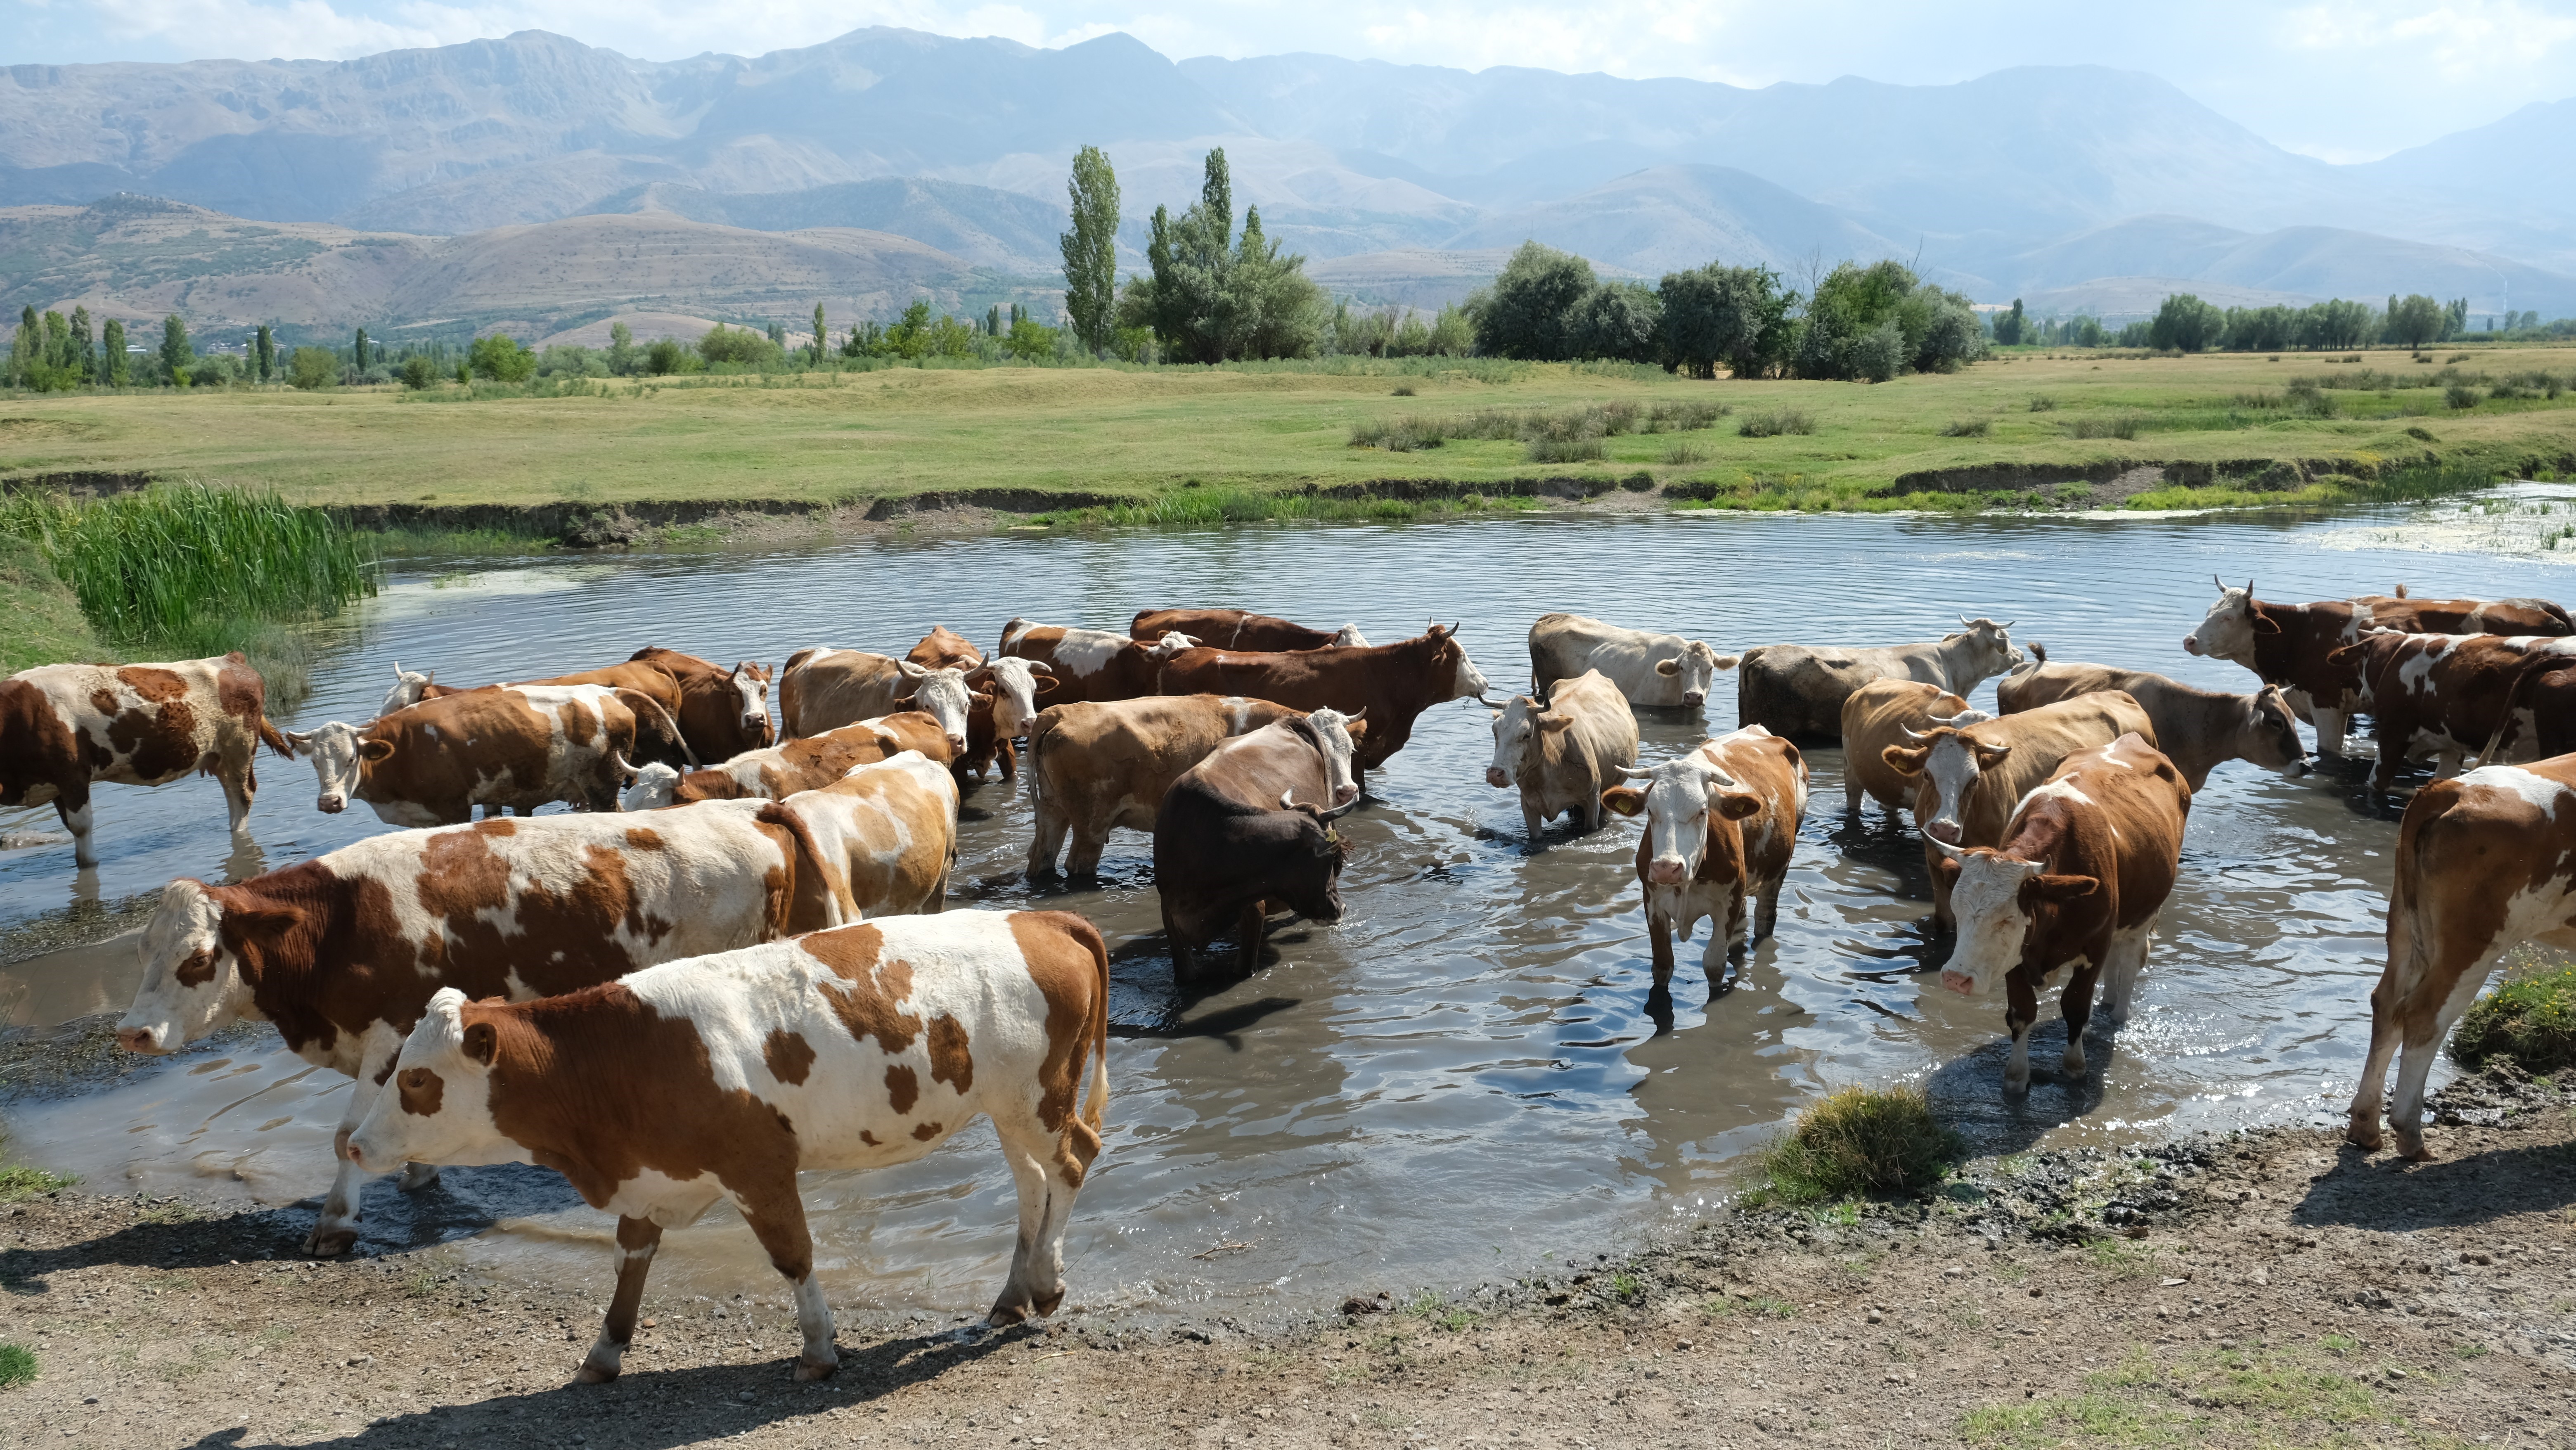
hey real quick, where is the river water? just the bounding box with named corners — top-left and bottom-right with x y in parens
top-left (5, 493), bottom-right (2572, 1322)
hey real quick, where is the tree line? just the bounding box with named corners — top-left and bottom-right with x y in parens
top-left (1993, 291), bottom-right (2576, 354)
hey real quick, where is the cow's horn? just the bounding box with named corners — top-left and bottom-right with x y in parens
top-left (1611, 763), bottom-right (1655, 779)
top-left (1925, 834), bottom-right (1965, 858)
top-left (391, 661), bottom-right (405, 680)
top-left (608, 751), bottom-right (637, 789)
top-left (1026, 660), bottom-right (1054, 674)
top-left (2213, 573), bottom-right (2227, 595)
top-left (1281, 789), bottom-right (1296, 810)
top-left (1898, 724), bottom-right (1932, 741)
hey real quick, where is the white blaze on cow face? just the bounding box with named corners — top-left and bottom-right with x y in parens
top-left (2185, 585), bottom-right (2266, 663)
top-left (1447, 640), bottom-right (1493, 703)
top-left (1622, 754), bottom-right (1760, 886)
top-left (1331, 623), bottom-right (1371, 647)
top-left (896, 664), bottom-right (975, 756)
top-left (286, 722), bottom-right (392, 814)
top-left (116, 880), bottom-right (250, 1054)
top-left (1936, 852), bottom-right (2044, 996)
top-left (1485, 696), bottom-right (1560, 789)
top-left (1306, 707), bottom-right (1364, 806)
top-left (377, 663), bottom-right (433, 719)
top-left (1913, 733), bottom-right (2011, 846)
top-left (621, 761), bottom-right (681, 812)
top-left (729, 666), bottom-right (768, 732)
top-left (976, 657), bottom-right (1050, 738)
top-left (347, 988), bottom-right (520, 1175)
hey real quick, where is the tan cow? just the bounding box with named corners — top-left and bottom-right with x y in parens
top-left (782, 751), bottom-right (960, 918)
top-left (906, 626), bottom-right (1056, 780)
top-left (1599, 726), bottom-right (1808, 993)
top-left (115, 801), bottom-right (843, 1253)
top-left (1838, 679), bottom-right (1986, 817)
top-left (1025, 694), bottom-right (1305, 877)
top-left (346, 911), bottom-right (1111, 1381)
top-left (1881, 692), bottom-right (2156, 930)
top-left (777, 647), bottom-right (985, 753)
top-left (1485, 669), bottom-right (1639, 837)
top-left (2347, 757), bottom-right (2576, 1159)
top-left (1737, 617), bottom-right (2024, 740)
top-left (287, 684), bottom-right (649, 827)
top-left (1528, 613), bottom-right (1737, 711)
top-left (1996, 656), bottom-right (2308, 791)
top-left (1, 652), bottom-right (291, 867)
top-left (378, 658), bottom-right (700, 768)
top-left (1930, 732), bottom-right (2190, 1094)
top-left (620, 712), bottom-right (956, 810)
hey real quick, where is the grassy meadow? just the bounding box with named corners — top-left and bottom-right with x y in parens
top-left (3, 347), bottom-right (2575, 520)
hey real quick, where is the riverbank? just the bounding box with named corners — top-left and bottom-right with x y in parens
top-left (6, 353), bottom-right (2576, 542)
top-left (1, 1062), bottom-right (2568, 1448)
top-left (0, 533), bottom-right (99, 674)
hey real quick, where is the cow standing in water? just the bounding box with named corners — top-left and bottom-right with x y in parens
top-left (1527, 613), bottom-right (1735, 711)
top-left (1736, 618), bottom-right (2024, 741)
top-left (1155, 624), bottom-right (1492, 774)
top-left (1153, 711), bottom-right (1364, 980)
top-left (1600, 726), bottom-right (1807, 998)
top-left (1486, 669), bottom-right (1639, 838)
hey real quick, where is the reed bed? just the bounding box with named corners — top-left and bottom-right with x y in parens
top-left (1348, 398), bottom-right (1728, 460)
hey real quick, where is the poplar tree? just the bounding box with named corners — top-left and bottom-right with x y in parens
top-left (256, 325), bottom-right (275, 381)
top-left (103, 318), bottom-right (128, 386)
top-left (160, 315), bottom-right (191, 383)
top-left (70, 306), bottom-right (95, 382)
top-left (810, 303), bottom-right (826, 367)
top-left (1058, 145), bottom-right (1122, 355)
top-left (354, 328), bottom-right (370, 372)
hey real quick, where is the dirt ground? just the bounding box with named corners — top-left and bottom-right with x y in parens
top-left (3, 1065), bottom-right (2573, 1450)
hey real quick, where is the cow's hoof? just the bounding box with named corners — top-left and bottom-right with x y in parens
top-left (2344, 1119), bottom-right (2383, 1151)
top-left (303, 1224), bottom-right (358, 1257)
top-left (1032, 1284), bottom-right (1066, 1318)
top-left (2002, 1076), bottom-right (2031, 1098)
top-left (986, 1301), bottom-right (1031, 1327)
top-left (793, 1352), bottom-right (840, 1382)
top-left (2394, 1132), bottom-right (2433, 1162)
top-left (575, 1360), bottom-right (620, 1385)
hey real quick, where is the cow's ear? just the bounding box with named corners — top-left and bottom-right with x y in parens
top-left (1344, 719), bottom-right (1368, 742)
top-left (1032, 675), bottom-right (1059, 695)
top-left (226, 903), bottom-right (304, 936)
top-left (1712, 791), bottom-right (1762, 821)
top-left (1933, 856), bottom-right (1962, 887)
top-left (359, 738), bottom-right (395, 762)
top-left (1601, 786), bottom-right (1646, 817)
top-left (2249, 611), bottom-right (2280, 635)
top-left (1881, 744), bottom-right (1928, 777)
top-left (1539, 712), bottom-right (1573, 732)
top-left (2027, 873), bottom-right (2100, 904)
top-left (460, 1020), bottom-right (499, 1068)
top-left (1654, 658), bottom-right (1681, 677)
top-left (1972, 742), bottom-right (2012, 770)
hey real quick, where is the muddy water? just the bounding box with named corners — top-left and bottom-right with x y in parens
top-left (7, 492), bottom-right (2575, 1322)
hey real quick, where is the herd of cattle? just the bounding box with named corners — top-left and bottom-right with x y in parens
top-left (4, 583), bottom-right (2576, 1382)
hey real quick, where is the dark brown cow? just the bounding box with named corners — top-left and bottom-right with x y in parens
top-left (1, 652), bottom-right (291, 867)
top-left (621, 712), bottom-right (958, 809)
top-left (997, 618), bottom-right (1197, 705)
top-left (2322, 632), bottom-right (2576, 791)
top-left (907, 626), bottom-right (1056, 780)
top-left (2347, 755), bottom-right (2576, 1159)
top-left (1025, 695), bottom-right (1305, 877)
top-left (116, 802), bottom-right (844, 1253)
top-left (1153, 715), bottom-right (1361, 981)
top-left (1153, 625), bottom-right (1494, 773)
top-left (346, 910), bottom-right (1110, 1381)
top-left (628, 646), bottom-right (775, 758)
top-left (1129, 609), bottom-right (1367, 652)
top-left (1929, 732), bottom-right (2190, 1094)
top-left (2183, 580), bottom-right (2572, 754)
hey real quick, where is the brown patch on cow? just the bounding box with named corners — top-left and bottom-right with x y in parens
top-left (107, 694), bottom-right (197, 781)
top-left (215, 654), bottom-right (265, 722)
top-left (398, 1066), bottom-right (445, 1116)
top-left (753, 803), bottom-right (846, 934)
top-left (928, 1014), bottom-right (973, 1095)
top-left (475, 817), bottom-right (519, 837)
top-left (89, 687), bottom-right (118, 717)
top-left (1006, 913), bottom-right (1110, 1199)
top-left (173, 946), bottom-right (218, 987)
top-left (884, 1064), bottom-right (919, 1114)
top-left (561, 700), bottom-right (599, 749)
top-left (798, 925), bottom-right (927, 1057)
top-left (116, 666), bottom-right (188, 703)
top-left (859, 1130), bottom-right (882, 1147)
top-left (625, 827), bottom-right (665, 850)
top-left (910, 1121), bottom-right (942, 1141)
top-left (764, 1030), bottom-right (816, 1086)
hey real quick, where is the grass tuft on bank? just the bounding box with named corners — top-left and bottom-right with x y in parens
top-left (0, 1342), bottom-right (34, 1391)
top-left (0, 531), bottom-right (102, 674)
top-left (2449, 962), bottom-right (2576, 1075)
top-left (1751, 1085), bottom-right (1962, 1205)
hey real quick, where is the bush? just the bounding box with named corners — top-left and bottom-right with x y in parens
top-left (1738, 408), bottom-right (1816, 438)
top-left (1940, 417), bottom-right (1992, 437)
top-left (1755, 1085), bottom-right (1960, 1203)
top-left (1657, 263), bottom-right (1795, 379)
top-left (1470, 241), bottom-right (1597, 360)
top-left (2070, 413), bottom-right (2143, 440)
top-left (2446, 384), bottom-right (2482, 410)
top-left (286, 347), bottom-right (337, 391)
top-left (698, 323), bottom-right (783, 368)
top-left (1527, 436), bottom-right (1606, 463)
top-left (468, 334), bottom-right (537, 382)
top-left (1347, 416), bottom-right (1446, 453)
top-left (2027, 395), bottom-right (2057, 412)
top-left (397, 357), bottom-right (439, 390)
top-left (2449, 965), bottom-right (2576, 1073)
top-left (1661, 441), bottom-right (1708, 465)
top-left (0, 1341), bottom-right (32, 1389)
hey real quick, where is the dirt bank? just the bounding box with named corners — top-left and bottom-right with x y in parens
top-left (4, 1065), bottom-right (2571, 1448)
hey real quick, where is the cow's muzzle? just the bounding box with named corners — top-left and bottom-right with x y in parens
top-left (1939, 970), bottom-right (1976, 996)
top-left (318, 795), bottom-right (347, 815)
top-left (1681, 691), bottom-right (1705, 708)
top-left (1926, 820), bottom-right (1963, 846)
top-left (2182, 636), bottom-right (2203, 656)
top-left (116, 1024), bottom-right (167, 1054)
top-left (1484, 767), bottom-right (1509, 789)
top-left (1333, 783), bottom-right (1359, 806)
top-left (2282, 757), bottom-right (2314, 779)
top-left (945, 734), bottom-right (968, 756)
top-left (1646, 857), bottom-right (1689, 886)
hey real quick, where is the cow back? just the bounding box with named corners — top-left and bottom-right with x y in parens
top-left (779, 648), bottom-right (904, 738)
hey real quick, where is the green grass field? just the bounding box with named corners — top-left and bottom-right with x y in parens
top-left (5, 348), bottom-right (2575, 517)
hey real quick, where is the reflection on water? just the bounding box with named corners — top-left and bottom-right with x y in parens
top-left (5, 500), bottom-right (2570, 1317)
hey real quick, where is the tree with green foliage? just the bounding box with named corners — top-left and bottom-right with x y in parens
top-left (159, 315), bottom-right (191, 384)
top-left (1004, 316), bottom-right (1059, 360)
top-left (1060, 145), bottom-right (1122, 356)
top-left (1468, 242), bottom-right (1595, 360)
top-left (1119, 148), bottom-right (1321, 363)
top-left (1567, 281), bottom-right (1662, 363)
top-left (606, 321), bottom-right (639, 376)
top-left (2387, 293), bottom-right (2446, 350)
top-left (286, 346), bottom-right (337, 390)
top-left (698, 323), bottom-right (782, 368)
top-left (644, 338), bottom-right (685, 375)
top-left (1791, 261), bottom-right (1984, 380)
top-left (1656, 263), bottom-right (1796, 378)
top-left (102, 318), bottom-right (128, 386)
top-left (2444, 296), bottom-right (2469, 341)
top-left (468, 333), bottom-right (537, 381)
top-left (2147, 293), bottom-right (2226, 352)
top-left (1993, 299), bottom-right (2026, 346)
top-left (810, 303), bottom-right (828, 368)
top-left (69, 307), bottom-right (94, 382)
top-left (398, 355), bottom-right (438, 389)
top-left (353, 328), bottom-right (370, 372)
top-left (255, 325), bottom-right (274, 382)
top-left (7, 306), bottom-right (32, 389)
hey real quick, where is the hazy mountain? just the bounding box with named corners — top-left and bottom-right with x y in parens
top-left (1445, 165), bottom-right (1908, 282)
top-left (1985, 216), bottom-right (2576, 318)
top-left (575, 179), bottom-right (1087, 273)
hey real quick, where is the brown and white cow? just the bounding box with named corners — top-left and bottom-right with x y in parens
top-left (114, 801), bottom-right (844, 1253)
top-left (1155, 624), bottom-right (1493, 773)
top-left (2320, 632), bottom-right (2576, 791)
top-left (1599, 726), bottom-right (1808, 993)
top-left (627, 647), bottom-right (774, 758)
top-left (376, 661), bottom-right (697, 769)
top-left (1997, 657), bottom-right (2308, 791)
top-left (1, 652), bottom-right (291, 867)
top-left (2346, 756), bottom-right (2576, 1158)
top-left (905, 626), bottom-right (1055, 781)
top-left (1130, 609), bottom-right (1366, 652)
top-left (1024, 694), bottom-right (1305, 877)
top-left (621, 712), bottom-right (956, 811)
top-left (1736, 618), bottom-right (2024, 741)
top-left (777, 647), bottom-right (982, 756)
top-left (289, 684), bottom-right (651, 827)
top-left (1838, 679), bottom-right (1986, 817)
top-left (1153, 713), bottom-right (1365, 980)
top-left (779, 751), bottom-right (960, 918)
top-left (346, 910), bottom-right (1110, 1381)
top-left (1929, 732), bottom-right (2190, 1094)
top-left (998, 619), bottom-right (1198, 705)
top-left (1486, 669), bottom-right (1639, 837)
top-left (1528, 613), bottom-right (1737, 711)
top-left (2182, 580), bottom-right (2572, 754)
top-left (1881, 691), bottom-right (2156, 930)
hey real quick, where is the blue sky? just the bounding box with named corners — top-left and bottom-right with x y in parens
top-left (7, 0), bottom-right (2573, 162)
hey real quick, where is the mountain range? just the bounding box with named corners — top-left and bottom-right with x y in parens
top-left (3, 27), bottom-right (2573, 332)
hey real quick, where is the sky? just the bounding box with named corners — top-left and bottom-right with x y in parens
top-left (6, 0), bottom-right (2574, 163)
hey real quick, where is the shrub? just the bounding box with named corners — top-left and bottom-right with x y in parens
top-left (1661, 441), bottom-right (1709, 465)
top-left (468, 334), bottom-right (536, 382)
top-left (2027, 395), bottom-right (2057, 412)
top-left (1645, 398), bottom-right (1728, 431)
top-left (2449, 964), bottom-right (2576, 1073)
top-left (285, 347), bottom-right (337, 391)
top-left (643, 338), bottom-right (686, 375)
top-left (397, 356), bottom-right (439, 390)
top-left (1469, 241), bottom-right (1597, 360)
top-left (1755, 1085), bottom-right (1960, 1203)
top-left (1390, 383), bottom-right (1416, 397)
top-left (1739, 408), bottom-right (1816, 438)
top-left (1940, 417), bottom-right (1992, 437)
top-left (1347, 416), bottom-right (1446, 453)
top-left (2070, 414), bottom-right (2143, 440)
top-left (1527, 436), bottom-right (1606, 463)
top-left (2446, 384), bottom-right (2482, 410)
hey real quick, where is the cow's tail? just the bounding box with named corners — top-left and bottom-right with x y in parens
top-left (1023, 709), bottom-right (1057, 806)
top-left (2472, 649), bottom-right (2572, 768)
top-left (758, 800), bottom-right (850, 933)
top-left (1070, 913), bottom-right (1111, 1135)
top-left (616, 687), bottom-right (698, 768)
top-left (256, 715), bottom-right (294, 760)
